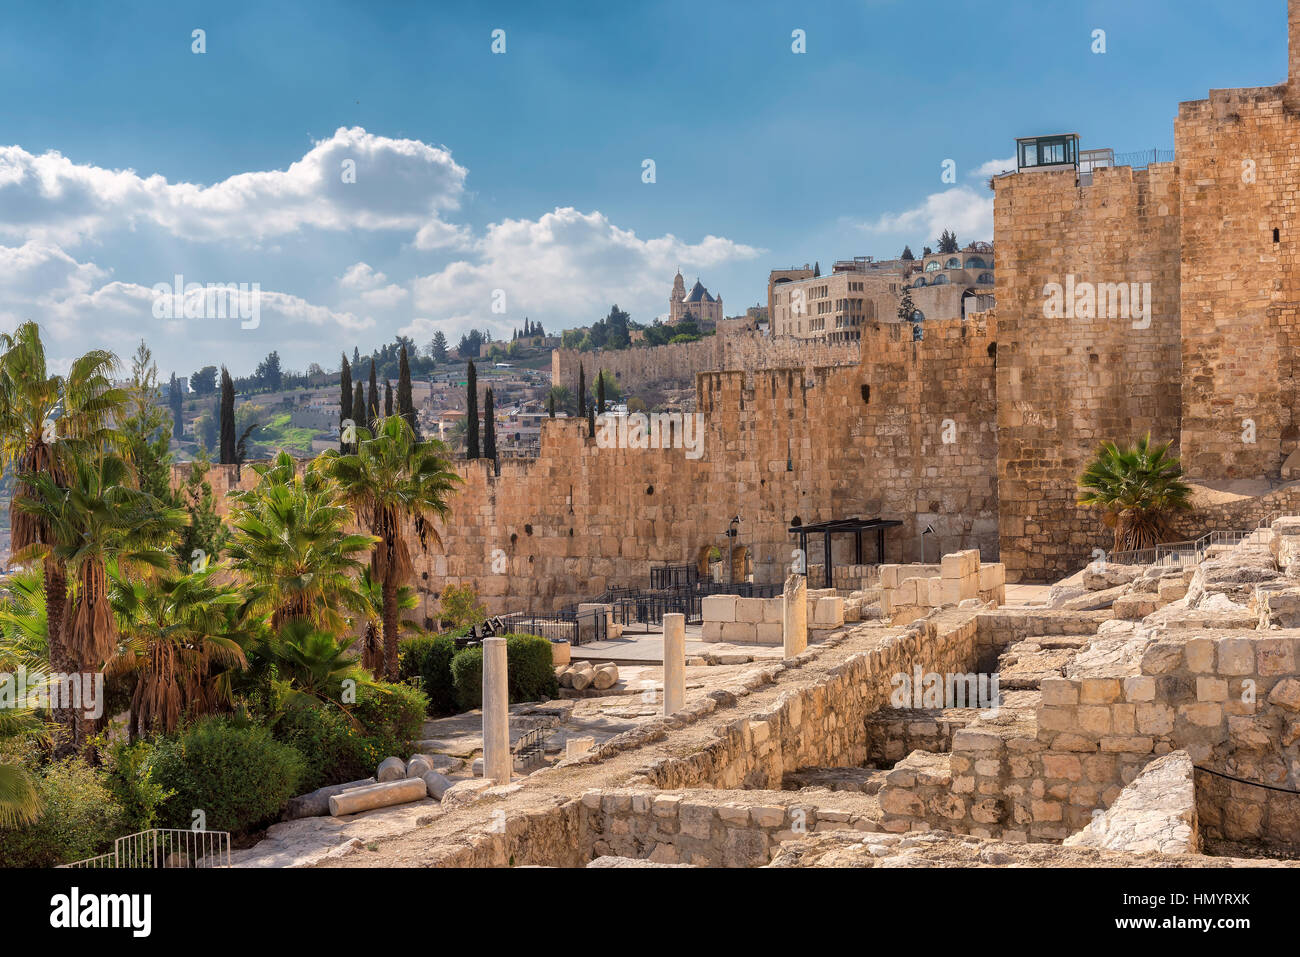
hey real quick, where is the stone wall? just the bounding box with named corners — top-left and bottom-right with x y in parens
top-left (550, 331), bottom-right (859, 394)
top-left (179, 317), bottom-right (999, 617)
top-left (1176, 82), bottom-right (1300, 481)
top-left (993, 164), bottom-right (1183, 583)
top-left (632, 610), bottom-right (983, 791)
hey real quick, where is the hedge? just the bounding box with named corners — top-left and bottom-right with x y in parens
top-left (450, 634), bottom-right (558, 710)
top-left (398, 634), bottom-right (458, 716)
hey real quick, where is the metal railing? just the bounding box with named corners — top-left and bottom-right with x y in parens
top-left (1105, 519), bottom-right (1277, 568)
top-left (61, 829), bottom-right (231, 869)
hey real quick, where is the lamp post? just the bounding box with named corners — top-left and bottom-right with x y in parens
top-left (726, 516), bottom-right (740, 584)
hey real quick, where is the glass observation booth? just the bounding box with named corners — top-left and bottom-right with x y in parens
top-left (1016, 133), bottom-right (1080, 172)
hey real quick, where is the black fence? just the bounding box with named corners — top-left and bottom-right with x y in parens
top-left (497, 607), bottom-right (607, 646)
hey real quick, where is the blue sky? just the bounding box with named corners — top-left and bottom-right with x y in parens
top-left (0, 0), bottom-right (1287, 379)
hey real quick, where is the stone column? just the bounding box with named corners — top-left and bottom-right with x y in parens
top-left (482, 637), bottom-right (510, 784)
top-left (783, 574), bottom-right (807, 658)
top-left (662, 613), bottom-right (685, 715)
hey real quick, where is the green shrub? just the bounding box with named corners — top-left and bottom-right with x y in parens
top-left (451, 646), bottom-right (483, 711)
top-left (274, 703), bottom-right (392, 793)
top-left (152, 717), bottom-right (305, 834)
top-left (0, 758), bottom-right (126, 867)
top-left (352, 680), bottom-right (428, 748)
top-left (398, 634), bottom-right (458, 716)
top-left (450, 635), bottom-right (558, 711)
top-left (505, 634), bottom-right (560, 702)
top-left (103, 740), bottom-right (173, 833)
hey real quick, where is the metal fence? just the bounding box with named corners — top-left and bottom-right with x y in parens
top-left (61, 829), bottom-right (231, 869)
top-left (1106, 521), bottom-right (1276, 568)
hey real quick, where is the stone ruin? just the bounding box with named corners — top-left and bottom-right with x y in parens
top-left (295, 527), bottom-right (1300, 869)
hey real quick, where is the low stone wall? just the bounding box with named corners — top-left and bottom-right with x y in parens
top-left (577, 789), bottom-right (876, 867)
top-left (880, 552), bottom-right (1005, 624)
top-left (632, 610), bottom-right (983, 791)
top-left (701, 594), bottom-right (786, 644)
top-left (865, 709), bottom-right (976, 765)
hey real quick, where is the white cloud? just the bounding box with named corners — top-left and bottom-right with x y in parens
top-left (0, 127), bottom-right (468, 244)
top-left (971, 156), bottom-right (1017, 178)
top-left (409, 207), bottom-right (763, 337)
top-left (857, 186), bottom-right (994, 244)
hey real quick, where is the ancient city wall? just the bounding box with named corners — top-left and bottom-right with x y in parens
top-left (550, 331), bottom-right (859, 394)
top-left (181, 316), bottom-right (999, 617)
top-left (1176, 84), bottom-right (1300, 481)
top-left (994, 164), bottom-right (1183, 582)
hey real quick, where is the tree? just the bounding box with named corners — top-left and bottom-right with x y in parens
top-left (0, 322), bottom-right (126, 742)
top-left (429, 331), bottom-right (448, 364)
top-left (366, 361), bottom-right (379, 426)
top-left (384, 380), bottom-right (393, 418)
top-left (106, 564), bottom-right (248, 737)
top-left (168, 373), bottom-right (184, 440)
top-left (898, 286), bottom-right (917, 324)
top-left (1077, 435), bottom-right (1193, 554)
top-left (351, 382), bottom-right (366, 439)
top-left (176, 452), bottom-right (228, 572)
top-left (397, 343), bottom-right (418, 437)
top-left (596, 370), bottom-right (606, 414)
top-left (339, 354), bottom-right (353, 453)
top-left (190, 365), bottom-right (218, 396)
top-left (457, 329), bottom-right (485, 359)
top-left (437, 583), bottom-right (486, 630)
top-left (255, 351), bottom-right (282, 392)
top-left (225, 453), bottom-right (375, 632)
top-left (547, 385), bottom-right (572, 417)
top-left (356, 568), bottom-right (419, 673)
top-left (577, 364), bottom-right (587, 418)
top-left (901, 246), bottom-right (915, 261)
top-left (327, 416), bottom-right (461, 679)
top-left (122, 342), bottom-right (173, 502)
top-left (17, 452), bottom-right (188, 748)
top-left (814, 261), bottom-right (821, 277)
top-left (595, 369), bottom-right (620, 410)
top-left (483, 387), bottom-right (497, 465)
top-left (219, 367), bottom-right (236, 464)
top-left (194, 409), bottom-right (217, 453)
top-left (466, 360), bottom-right (480, 459)
top-left (937, 229), bottom-right (959, 254)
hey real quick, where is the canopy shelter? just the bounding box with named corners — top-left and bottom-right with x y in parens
top-left (788, 517), bottom-right (904, 589)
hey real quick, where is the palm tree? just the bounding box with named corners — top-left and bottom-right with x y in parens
top-left (326, 416), bottom-right (461, 679)
top-left (16, 451), bottom-right (187, 747)
top-left (224, 452), bottom-right (376, 633)
top-left (1077, 434), bottom-right (1193, 554)
top-left (0, 323), bottom-right (124, 700)
top-left (106, 564), bottom-right (249, 738)
top-left (0, 565), bottom-right (49, 674)
top-left (356, 567), bottom-right (420, 673)
top-left (260, 618), bottom-right (373, 712)
top-left (0, 706), bottom-right (42, 827)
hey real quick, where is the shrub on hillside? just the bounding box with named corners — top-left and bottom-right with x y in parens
top-left (103, 740), bottom-right (172, 834)
top-left (151, 718), bottom-right (305, 834)
top-left (450, 646), bottom-right (483, 711)
top-left (0, 758), bottom-right (126, 867)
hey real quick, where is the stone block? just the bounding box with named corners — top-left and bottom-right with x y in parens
top-left (702, 594), bottom-right (737, 623)
top-left (735, 598), bottom-right (763, 623)
top-left (941, 549), bottom-right (980, 580)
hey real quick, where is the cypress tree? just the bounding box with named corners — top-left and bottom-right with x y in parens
top-left (397, 343), bottom-right (417, 436)
top-left (483, 387), bottom-right (497, 463)
top-left (352, 381), bottom-right (365, 438)
top-left (340, 353), bottom-right (353, 451)
top-left (597, 369), bottom-right (606, 414)
top-left (384, 379), bottom-right (393, 418)
top-left (547, 393), bottom-right (555, 418)
top-left (466, 359), bottom-right (480, 459)
top-left (367, 361), bottom-right (379, 425)
top-left (219, 366), bottom-right (236, 464)
top-left (169, 372), bottom-right (184, 440)
top-left (577, 364), bottom-right (586, 418)
top-left (587, 403), bottom-right (595, 438)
